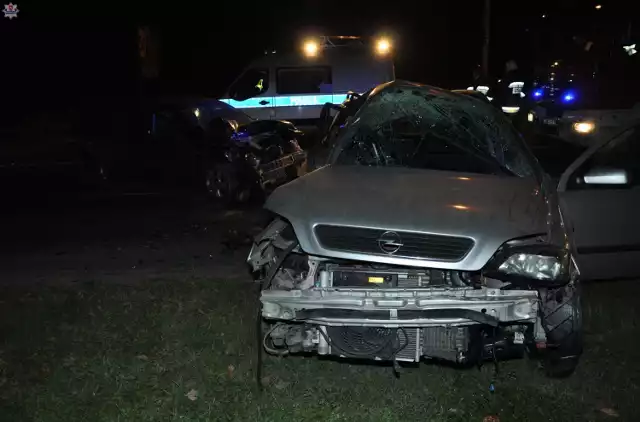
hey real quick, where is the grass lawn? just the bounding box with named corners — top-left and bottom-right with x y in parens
top-left (1, 278), bottom-right (639, 422)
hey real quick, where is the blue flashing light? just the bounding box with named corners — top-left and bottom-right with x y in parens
top-left (562, 91), bottom-right (576, 103)
top-left (532, 89), bottom-right (543, 98)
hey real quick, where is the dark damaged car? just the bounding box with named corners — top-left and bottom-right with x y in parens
top-left (249, 81), bottom-right (582, 377)
top-left (92, 98), bottom-right (307, 201)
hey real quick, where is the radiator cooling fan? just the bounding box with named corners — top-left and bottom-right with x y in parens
top-left (327, 326), bottom-right (400, 358)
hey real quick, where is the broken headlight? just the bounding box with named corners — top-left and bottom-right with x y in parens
top-left (485, 241), bottom-right (571, 286)
top-left (498, 253), bottom-right (562, 280)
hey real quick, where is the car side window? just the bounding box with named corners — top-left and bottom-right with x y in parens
top-left (569, 125), bottom-right (640, 189)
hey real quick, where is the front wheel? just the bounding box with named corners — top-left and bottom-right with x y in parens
top-left (537, 282), bottom-right (583, 378)
top-left (204, 163), bottom-right (264, 206)
top-left (205, 164), bottom-right (237, 204)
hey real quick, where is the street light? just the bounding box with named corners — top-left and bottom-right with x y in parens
top-left (595, 4), bottom-right (602, 9)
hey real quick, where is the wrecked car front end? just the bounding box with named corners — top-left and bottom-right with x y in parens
top-left (248, 81), bottom-right (582, 377)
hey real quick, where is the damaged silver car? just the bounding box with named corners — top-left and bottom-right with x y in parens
top-left (248, 81), bottom-right (582, 378)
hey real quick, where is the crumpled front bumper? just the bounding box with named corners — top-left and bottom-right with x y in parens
top-left (261, 287), bottom-right (539, 328)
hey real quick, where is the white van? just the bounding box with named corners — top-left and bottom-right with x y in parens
top-left (220, 37), bottom-right (395, 123)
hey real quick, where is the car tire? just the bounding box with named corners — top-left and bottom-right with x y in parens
top-left (205, 164), bottom-right (237, 205)
top-left (204, 163), bottom-right (264, 207)
top-left (538, 282), bottom-right (583, 378)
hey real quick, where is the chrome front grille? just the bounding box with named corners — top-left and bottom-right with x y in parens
top-left (314, 225), bottom-right (474, 261)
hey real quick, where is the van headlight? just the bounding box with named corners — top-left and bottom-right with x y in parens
top-left (573, 121), bottom-right (595, 134)
top-left (498, 253), bottom-right (563, 280)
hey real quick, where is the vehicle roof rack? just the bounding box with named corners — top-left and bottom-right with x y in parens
top-left (262, 35), bottom-right (366, 55)
top-left (319, 35), bottom-right (365, 48)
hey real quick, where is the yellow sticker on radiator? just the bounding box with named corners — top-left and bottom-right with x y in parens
top-left (368, 276), bottom-right (384, 284)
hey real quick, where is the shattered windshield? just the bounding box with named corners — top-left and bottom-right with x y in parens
top-left (329, 82), bottom-right (536, 177)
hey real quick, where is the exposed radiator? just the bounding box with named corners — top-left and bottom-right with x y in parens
top-left (326, 326), bottom-right (422, 362)
top-left (396, 328), bottom-right (420, 362)
top-left (422, 326), bottom-right (469, 362)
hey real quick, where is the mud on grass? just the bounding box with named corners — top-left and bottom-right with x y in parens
top-left (1, 278), bottom-right (639, 422)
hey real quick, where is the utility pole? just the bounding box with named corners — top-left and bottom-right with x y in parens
top-left (482, 0), bottom-right (491, 77)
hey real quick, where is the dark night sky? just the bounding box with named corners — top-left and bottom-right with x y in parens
top-left (1, 0), bottom-right (635, 116)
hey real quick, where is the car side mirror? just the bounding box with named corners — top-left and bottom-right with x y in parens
top-left (582, 167), bottom-right (629, 185)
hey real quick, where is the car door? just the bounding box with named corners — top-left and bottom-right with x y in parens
top-left (558, 122), bottom-right (640, 280)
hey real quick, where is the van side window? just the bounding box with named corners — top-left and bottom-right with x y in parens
top-left (276, 67), bottom-right (332, 95)
top-left (229, 68), bottom-right (269, 100)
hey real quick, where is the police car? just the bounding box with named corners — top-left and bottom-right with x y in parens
top-left (530, 82), bottom-right (640, 148)
top-left (530, 49), bottom-right (640, 147)
top-left (220, 36), bottom-right (395, 124)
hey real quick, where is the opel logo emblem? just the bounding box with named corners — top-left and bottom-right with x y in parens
top-left (377, 231), bottom-right (403, 254)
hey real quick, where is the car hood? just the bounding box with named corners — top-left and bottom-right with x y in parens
top-left (266, 165), bottom-right (551, 271)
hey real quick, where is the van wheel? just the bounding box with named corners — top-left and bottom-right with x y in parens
top-left (318, 103), bottom-right (334, 138)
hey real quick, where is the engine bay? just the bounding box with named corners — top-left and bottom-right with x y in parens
top-left (264, 320), bottom-right (530, 364)
top-left (248, 217), bottom-right (579, 375)
top-left (253, 246), bottom-right (540, 365)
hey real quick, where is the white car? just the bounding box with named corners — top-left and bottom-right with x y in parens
top-left (558, 118), bottom-right (640, 280)
top-left (556, 107), bottom-right (640, 148)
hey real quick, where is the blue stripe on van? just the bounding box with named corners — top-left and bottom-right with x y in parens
top-left (219, 97), bottom-right (271, 108)
top-left (220, 94), bottom-right (349, 109)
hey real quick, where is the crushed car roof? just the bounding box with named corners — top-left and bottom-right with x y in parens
top-left (329, 80), bottom-right (536, 178)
